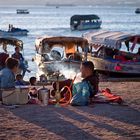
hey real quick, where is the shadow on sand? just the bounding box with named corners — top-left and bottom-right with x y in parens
top-left (5, 102), bottom-right (140, 140)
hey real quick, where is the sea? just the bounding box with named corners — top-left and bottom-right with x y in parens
top-left (0, 5), bottom-right (140, 80)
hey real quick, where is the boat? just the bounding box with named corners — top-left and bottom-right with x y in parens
top-left (70, 14), bottom-right (102, 31)
top-left (34, 36), bottom-right (88, 80)
top-left (16, 9), bottom-right (29, 14)
top-left (0, 25), bottom-right (29, 36)
top-left (83, 30), bottom-right (140, 77)
top-left (0, 37), bottom-right (23, 70)
top-left (135, 8), bottom-right (140, 14)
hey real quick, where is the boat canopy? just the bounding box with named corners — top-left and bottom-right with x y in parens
top-left (0, 37), bottom-right (23, 51)
top-left (17, 9), bottom-right (28, 12)
top-left (35, 36), bottom-right (88, 53)
top-left (70, 14), bottom-right (100, 25)
top-left (83, 30), bottom-right (140, 50)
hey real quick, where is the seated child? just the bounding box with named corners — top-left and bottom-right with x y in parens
top-left (28, 77), bottom-right (41, 104)
top-left (15, 74), bottom-right (27, 86)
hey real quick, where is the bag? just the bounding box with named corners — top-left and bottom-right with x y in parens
top-left (70, 81), bottom-right (90, 106)
top-left (2, 87), bottom-right (29, 105)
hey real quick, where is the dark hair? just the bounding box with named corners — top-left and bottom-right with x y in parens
top-left (6, 57), bottom-right (19, 69)
top-left (15, 47), bottom-right (19, 51)
top-left (82, 61), bottom-right (94, 73)
top-left (16, 74), bottom-right (23, 80)
top-left (138, 48), bottom-right (140, 55)
top-left (29, 77), bottom-right (37, 85)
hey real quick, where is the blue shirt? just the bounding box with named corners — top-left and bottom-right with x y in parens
top-left (15, 80), bottom-right (25, 86)
top-left (0, 68), bottom-right (15, 88)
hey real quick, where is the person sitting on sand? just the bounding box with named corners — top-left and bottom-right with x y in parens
top-left (70, 61), bottom-right (99, 106)
top-left (0, 58), bottom-right (19, 101)
top-left (15, 74), bottom-right (27, 86)
top-left (0, 57), bottom-right (19, 89)
top-left (28, 77), bottom-right (40, 104)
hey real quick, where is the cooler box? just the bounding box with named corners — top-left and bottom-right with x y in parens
top-left (2, 87), bottom-right (29, 105)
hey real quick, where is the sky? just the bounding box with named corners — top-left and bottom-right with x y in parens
top-left (0, 0), bottom-right (139, 6)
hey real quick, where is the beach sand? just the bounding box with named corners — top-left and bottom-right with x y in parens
top-left (0, 81), bottom-right (140, 140)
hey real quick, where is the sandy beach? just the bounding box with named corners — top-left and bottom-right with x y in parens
top-left (0, 81), bottom-right (140, 140)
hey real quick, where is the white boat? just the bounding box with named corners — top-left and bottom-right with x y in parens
top-left (17, 9), bottom-right (29, 14)
top-left (34, 36), bottom-right (88, 80)
top-left (0, 37), bottom-right (23, 70)
top-left (83, 30), bottom-right (140, 77)
top-left (70, 14), bottom-right (102, 31)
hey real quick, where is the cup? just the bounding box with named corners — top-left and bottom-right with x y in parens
top-left (39, 89), bottom-right (49, 106)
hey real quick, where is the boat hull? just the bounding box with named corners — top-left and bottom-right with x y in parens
top-left (17, 12), bottom-right (29, 14)
top-left (0, 30), bottom-right (28, 36)
top-left (71, 22), bottom-right (101, 31)
top-left (135, 8), bottom-right (140, 14)
top-left (87, 56), bottom-right (140, 77)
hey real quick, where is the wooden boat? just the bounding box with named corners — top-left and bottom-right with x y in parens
top-left (0, 37), bottom-right (27, 74)
top-left (83, 30), bottom-right (140, 77)
top-left (135, 8), bottom-right (140, 14)
top-left (70, 14), bottom-right (102, 31)
top-left (34, 36), bottom-right (88, 80)
top-left (0, 25), bottom-right (29, 36)
top-left (17, 9), bottom-right (29, 14)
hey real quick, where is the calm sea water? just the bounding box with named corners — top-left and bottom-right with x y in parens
top-left (0, 5), bottom-right (140, 79)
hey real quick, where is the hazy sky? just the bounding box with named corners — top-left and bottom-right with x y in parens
top-left (0, 0), bottom-right (139, 6)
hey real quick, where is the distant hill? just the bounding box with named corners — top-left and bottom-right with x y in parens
top-left (0, 0), bottom-right (140, 6)
top-left (46, 0), bottom-right (140, 7)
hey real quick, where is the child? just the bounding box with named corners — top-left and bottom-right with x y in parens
top-left (15, 74), bottom-right (26, 86)
top-left (28, 77), bottom-right (41, 104)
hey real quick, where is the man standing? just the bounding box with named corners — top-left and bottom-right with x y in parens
top-left (12, 47), bottom-right (30, 77)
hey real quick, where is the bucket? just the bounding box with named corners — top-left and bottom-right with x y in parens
top-left (39, 88), bottom-right (49, 106)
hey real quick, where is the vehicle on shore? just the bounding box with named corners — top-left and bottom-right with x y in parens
top-left (135, 8), bottom-right (140, 14)
top-left (70, 14), bottom-right (102, 31)
top-left (83, 30), bottom-right (140, 77)
top-left (34, 36), bottom-right (88, 80)
top-left (0, 25), bottom-right (29, 36)
top-left (16, 9), bottom-right (29, 14)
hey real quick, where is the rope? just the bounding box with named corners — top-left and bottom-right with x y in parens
top-left (59, 86), bottom-right (72, 106)
top-left (49, 75), bottom-right (77, 106)
top-left (59, 75), bottom-right (77, 106)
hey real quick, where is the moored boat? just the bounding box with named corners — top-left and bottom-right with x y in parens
top-left (83, 30), bottom-right (140, 77)
top-left (70, 14), bottom-right (102, 31)
top-left (0, 37), bottom-right (23, 71)
top-left (135, 8), bottom-right (140, 14)
top-left (34, 36), bottom-right (89, 80)
top-left (16, 9), bottom-right (29, 14)
top-left (0, 25), bottom-right (29, 36)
